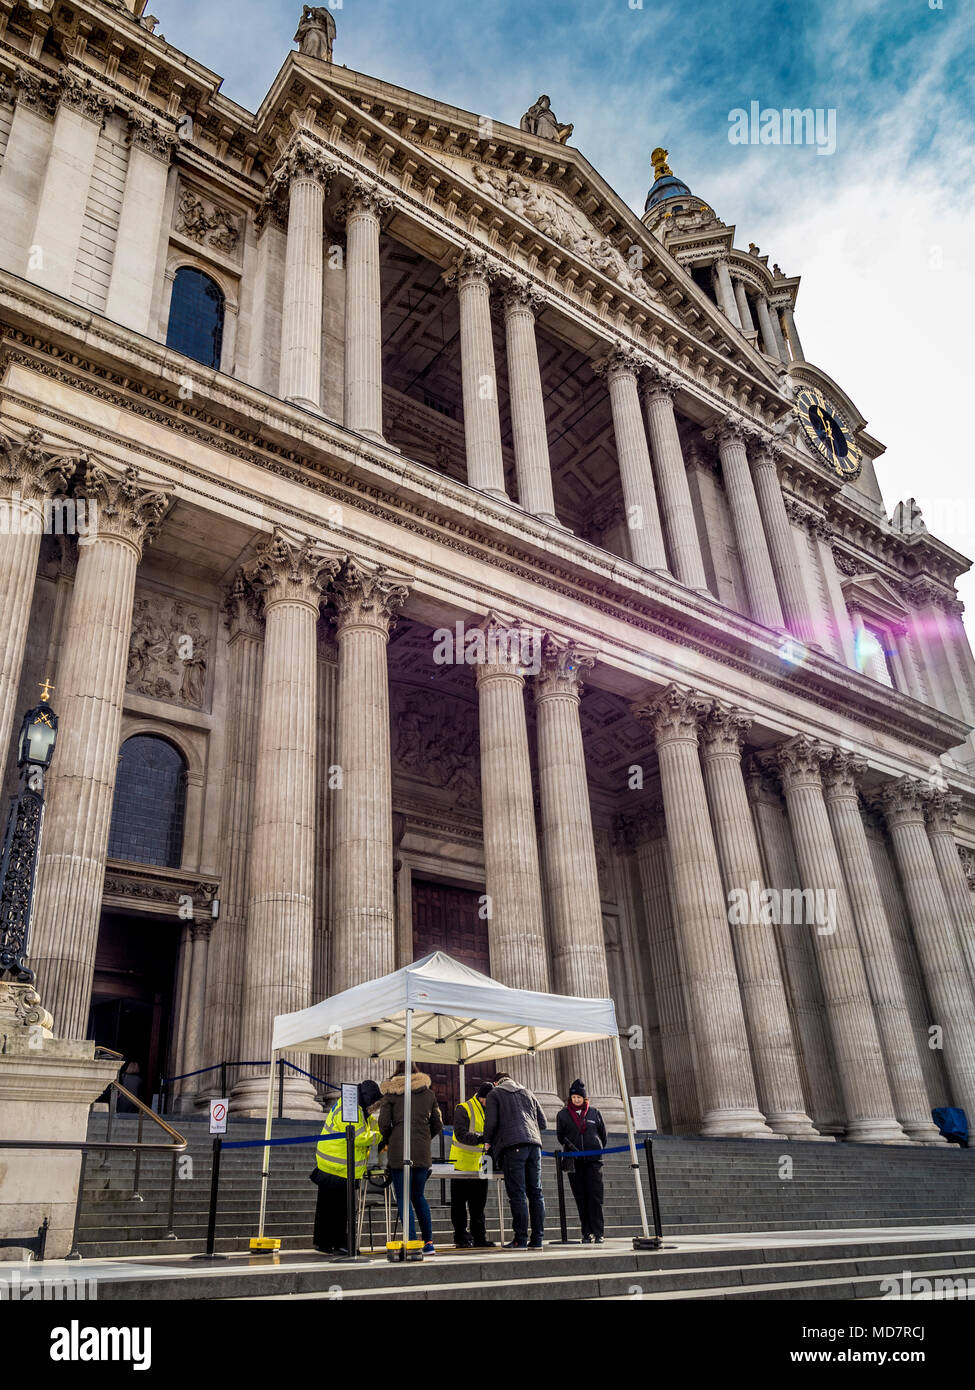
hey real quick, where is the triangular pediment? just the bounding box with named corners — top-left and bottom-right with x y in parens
top-left (841, 572), bottom-right (910, 623)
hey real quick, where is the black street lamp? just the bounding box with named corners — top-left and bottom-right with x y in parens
top-left (0, 682), bottom-right (59, 984)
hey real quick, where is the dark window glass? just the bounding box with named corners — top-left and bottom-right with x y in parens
top-left (108, 736), bottom-right (187, 869)
top-left (165, 267), bottom-right (225, 369)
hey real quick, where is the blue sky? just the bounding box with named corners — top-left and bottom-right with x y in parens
top-left (155, 0), bottom-right (975, 608)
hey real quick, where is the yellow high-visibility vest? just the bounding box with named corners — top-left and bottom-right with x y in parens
top-left (316, 1101), bottom-right (378, 1179)
top-left (449, 1095), bottom-right (485, 1172)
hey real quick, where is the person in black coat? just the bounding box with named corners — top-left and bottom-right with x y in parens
top-left (556, 1078), bottom-right (608, 1243)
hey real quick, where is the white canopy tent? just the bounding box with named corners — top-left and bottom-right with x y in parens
top-left (258, 951), bottom-right (650, 1241)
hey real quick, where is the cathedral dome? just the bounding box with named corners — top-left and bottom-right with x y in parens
top-left (644, 148), bottom-right (693, 212)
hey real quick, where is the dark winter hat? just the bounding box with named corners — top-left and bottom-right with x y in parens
top-left (475, 1083), bottom-right (494, 1099)
top-left (569, 1079), bottom-right (588, 1098)
top-left (358, 1079), bottom-right (382, 1110)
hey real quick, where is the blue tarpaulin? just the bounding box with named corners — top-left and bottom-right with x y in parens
top-left (932, 1107), bottom-right (969, 1144)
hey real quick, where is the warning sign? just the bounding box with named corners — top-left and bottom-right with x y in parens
top-left (209, 1098), bottom-right (228, 1134)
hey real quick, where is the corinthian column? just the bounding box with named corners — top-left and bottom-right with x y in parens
top-left (641, 374), bottom-right (708, 591)
top-left (699, 703), bottom-right (818, 1137)
top-left (599, 350), bottom-right (667, 572)
top-left (450, 252), bottom-right (507, 500)
top-left (632, 685), bottom-right (772, 1137)
top-left (821, 753), bottom-right (943, 1143)
top-left (201, 575), bottom-right (264, 1089)
top-left (712, 257), bottom-right (743, 330)
top-left (755, 294), bottom-right (782, 360)
top-left (773, 737), bottom-right (906, 1142)
top-left (750, 440), bottom-right (813, 642)
top-left (925, 790), bottom-right (975, 993)
top-left (341, 180), bottom-right (390, 441)
top-left (879, 778), bottom-right (975, 1123)
top-left (279, 144), bottom-right (335, 411)
top-left (31, 463), bottom-right (171, 1037)
top-left (780, 304), bottom-right (805, 362)
top-left (533, 636), bottom-right (621, 1121)
top-left (713, 422), bottom-right (785, 630)
top-left (0, 430), bottom-right (77, 764)
top-left (231, 531), bottom-right (340, 1118)
top-left (475, 615), bottom-right (558, 1109)
top-left (502, 282), bottom-right (558, 523)
top-left (330, 560), bottom-right (409, 997)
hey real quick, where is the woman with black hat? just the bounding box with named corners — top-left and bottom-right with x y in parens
top-left (312, 1078), bottom-right (383, 1255)
top-left (556, 1079), bottom-right (608, 1244)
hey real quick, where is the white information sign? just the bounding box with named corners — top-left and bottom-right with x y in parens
top-left (630, 1095), bottom-right (657, 1132)
top-left (341, 1082), bottom-right (360, 1124)
top-left (209, 1098), bottom-right (228, 1135)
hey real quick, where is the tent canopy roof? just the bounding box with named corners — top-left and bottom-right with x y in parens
top-left (271, 952), bottom-right (620, 1064)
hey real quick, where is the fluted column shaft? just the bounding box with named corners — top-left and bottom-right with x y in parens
top-left (822, 755), bottom-right (942, 1143)
top-left (344, 185), bottom-right (387, 440)
top-left (503, 286), bottom-right (557, 523)
top-left (712, 258), bottom-right (742, 329)
top-left (700, 705), bottom-right (817, 1136)
top-left (750, 443), bottom-right (813, 642)
top-left (755, 294), bottom-right (781, 360)
top-left (926, 792), bottom-right (975, 994)
top-left (0, 432), bottom-right (77, 764)
top-left (603, 354), bottom-right (667, 571)
top-left (476, 618), bottom-right (558, 1109)
top-left (201, 579), bottom-right (264, 1091)
top-left (780, 305), bottom-right (805, 362)
top-left (774, 737), bottom-right (906, 1142)
top-left (280, 149), bottom-right (331, 411)
top-left (179, 922), bottom-right (212, 1097)
top-left (233, 533), bottom-right (338, 1118)
top-left (454, 255), bottom-right (506, 500)
top-left (744, 761), bottom-right (844, 1132)
top-left (733, 279), bottom-right (756, 334)
top-left (881, 778), bottom-right (975, 1122)
top-left (32, 465), bottom-right (170, 1037)
top-left (534, 639), bottom-right (621, 1120)
top-left (631, 821), bottom-right (700, 1132)
top-left (641, 379), bottom-right (708, 591)
top-left (715, 425), bottom-right (785, 629)
top-left (634, 686), bottom-right (771, 1137)
top-left (330, 563), bottom-right (409, 1001)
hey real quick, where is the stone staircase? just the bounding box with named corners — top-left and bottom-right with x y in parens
top-left (76, 1113), bottom-right (975, 1260)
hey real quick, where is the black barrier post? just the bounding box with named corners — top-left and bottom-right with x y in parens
top-left (343, 1124), bottom-right (358, 1258)
top-left (550, 1149), bottom-right (578, 1246)
top-left (192, 1137), bottom-right (227, 1260)
top-left (632, 1135), bottom-right (675, 1252)
top-left (439, 1128), bottom-right (446, 1207)
top-left (220, 1061), bottom-right (227, 1099)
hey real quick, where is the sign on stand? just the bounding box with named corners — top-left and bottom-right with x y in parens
top-left (341, 1082), bottom-right (359, 1124)
top-left (631, 1095), bottom-right (657, 1132)
top-left (209, 1098), bottom-right (228, 1135)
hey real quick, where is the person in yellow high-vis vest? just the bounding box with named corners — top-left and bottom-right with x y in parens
top-left (312, 1079), bottom-right (382, 1255)
top-left (449, 1082), bottom-right (496, 1248)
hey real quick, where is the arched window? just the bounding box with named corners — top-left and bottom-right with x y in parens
top-left (165, 267), bottom-right (225, 369)
top-left (107, 735), bottom-right (187, 869)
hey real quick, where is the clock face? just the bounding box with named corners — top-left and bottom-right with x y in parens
top-left (794, 386), bottom-right (862, 481)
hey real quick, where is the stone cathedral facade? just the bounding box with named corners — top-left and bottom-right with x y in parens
top-left (2, 0), bottom-right (975, 1137)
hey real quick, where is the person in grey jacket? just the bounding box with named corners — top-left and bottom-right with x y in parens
top-left (482, 1072), bottom-right (548, 1248)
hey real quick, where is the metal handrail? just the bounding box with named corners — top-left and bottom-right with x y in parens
top-left (0, 1070), bottom-right (188, 1260)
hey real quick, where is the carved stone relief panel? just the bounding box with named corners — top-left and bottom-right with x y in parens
top-left (174, 181), bottom-right (244, 260)
top-left (126, 588), bottom-right (215, 710)
top-left (391, 681), bottom-right (481, 812)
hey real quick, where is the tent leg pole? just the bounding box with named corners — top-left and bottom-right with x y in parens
top-left (402, 1008), bottom-right (414, 1243)
top-left (612, 1035), bottom-right (650, 1240)
top-left (257, 1055), bottom-right (276, 1240)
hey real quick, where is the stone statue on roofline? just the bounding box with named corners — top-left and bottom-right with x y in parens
top-left (520, 94), bottom-right (573, 143)
top-left (295, 5), bottom-right (336, 62)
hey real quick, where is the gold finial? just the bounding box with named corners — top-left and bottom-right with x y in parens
top-left (39, 677), bottom-right (55, 702)
top-left (651, 147), bottom-right (673, 180)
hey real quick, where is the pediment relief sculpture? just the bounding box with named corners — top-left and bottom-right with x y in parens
top-left (175, 185), bottom-right (243, 258)
top-left (127, 593), bottom-right (213, 709)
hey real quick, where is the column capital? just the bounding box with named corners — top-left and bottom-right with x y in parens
top-left (0, 428), bottom-right (79, 504)
top-left (639, 367), bottom-right (679, 403)
top-left (742, 754), bottom-right (783, 805)
top-left (444, 248), bottom-right (505, 290)
top-left (12, 67), bottom-right (60, 119)
top-left (331, 557), bottom-right (410, 637)
top-left (80, 460), bottom-right (171, 552)
top-left (699, 700), bottom-right (753, 756)
top-left (924, 788), bottom-right (961, 835)
top-left (501, 277), bottom-right (544, 315)
top-left (616, 801), bottom-right (665, 850)
top-left (337, 177), bottom-right (395, 222)
top-left (222, 569), bottom-right (265, 641)
top-left (592, 346), bottom-right (648, 381)
top-left (125, 113), bottom-right (178, 162)
top-left (245, 529), bottom-right (341, 614)
top-left (472, 611), bottom-right (540, 685)
top-left (55, 71), bottom-right (113, 125)
top-left (534, 634), bottom-right (596, 700)
top-left (190, 920), bottom-right (213, 944)
top-left (751, 436), bottom-right (785, 468)
top-left (280, 140), bottom-right (339, 190)
top-left (631, 683), bottom-right (709, 743)
top-left (771, 733), bottom-right (831, 789)
top-left (876, 775), bottom-right (931, 825)
top-left (707, 416), bottom-right (750, 451)
top-left (820, 748), bottom-right (869, 798)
